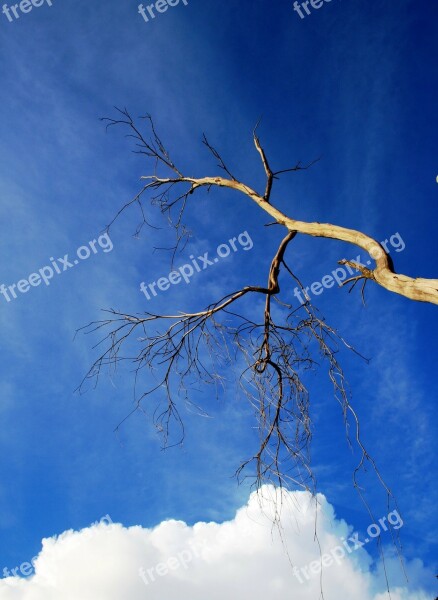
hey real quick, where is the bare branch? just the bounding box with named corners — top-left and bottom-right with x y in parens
top-left (253, 122), bottom-right (275, 202)
top-left (202, 134), bottom-right (236, 181)
top-left (79, 111), bottom-right (424, 598)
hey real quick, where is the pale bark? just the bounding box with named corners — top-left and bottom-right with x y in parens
top-left (142, 175), bottom-right (438, 305)
top-left (103, 109), bottom-right (437, 305)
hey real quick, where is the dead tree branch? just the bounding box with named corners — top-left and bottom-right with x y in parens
top-left (82, 109), bottom-right (436, 511)
top-left (103, 109), bottom-right (436, 304)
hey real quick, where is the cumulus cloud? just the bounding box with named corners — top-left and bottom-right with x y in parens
top-left (0, 486), bottom-right (432, 600)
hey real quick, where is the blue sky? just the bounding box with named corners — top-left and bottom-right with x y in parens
top-left (0, 0), bottom-right (437, 596)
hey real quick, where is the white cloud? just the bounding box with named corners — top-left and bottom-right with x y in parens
top-left (0, 486), bottom-right (432, 600)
